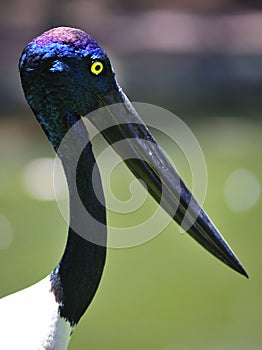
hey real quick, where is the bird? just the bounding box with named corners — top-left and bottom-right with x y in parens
top-left (0, 27), bottom-right (247, 350)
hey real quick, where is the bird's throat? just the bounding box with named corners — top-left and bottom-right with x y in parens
top-left (50, 119), bottom-right (107, 326)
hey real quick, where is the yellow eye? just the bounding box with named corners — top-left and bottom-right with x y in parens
top-left (90, 61), bottom-right (104, 75)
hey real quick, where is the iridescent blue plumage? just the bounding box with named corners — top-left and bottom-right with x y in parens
top-left (19, 27), bottom-right (115, 151)
top-left (20, 27), bottom-right (102, 65)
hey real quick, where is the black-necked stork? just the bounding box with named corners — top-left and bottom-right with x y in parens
top-left (0, 27), bottom-right (247, 350)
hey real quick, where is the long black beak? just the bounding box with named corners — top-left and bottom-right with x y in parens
top-left (88, 85), bottom-right (248, 277)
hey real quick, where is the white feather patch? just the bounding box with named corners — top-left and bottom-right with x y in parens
top-left (0, 276), bottom-right (73, 350)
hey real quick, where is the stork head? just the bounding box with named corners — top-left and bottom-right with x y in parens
top-left (19, 27), bottom-right (248, 277)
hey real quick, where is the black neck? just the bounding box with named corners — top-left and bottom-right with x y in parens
top-left (50, 118), bottom-right (107, 326)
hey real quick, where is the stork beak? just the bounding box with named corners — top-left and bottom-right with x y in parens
top-left (88, 85), bottom-right (248, 277)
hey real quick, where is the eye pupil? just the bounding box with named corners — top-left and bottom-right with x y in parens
top-left (91, 61), bottom-right (104, 75)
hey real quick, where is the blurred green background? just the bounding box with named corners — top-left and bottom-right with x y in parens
top-left (0, 1), bottom-right (262, 349)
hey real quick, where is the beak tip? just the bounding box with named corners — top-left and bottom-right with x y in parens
top-left (239, 267), bottom-right (249, 279)
top-left (230, 258), bottom-right (248, 278)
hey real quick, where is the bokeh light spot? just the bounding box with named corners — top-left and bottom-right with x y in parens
top-left (22, 158), bottom-right (67, 201)
top-left (224, 168), bottom-right (261, 212)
